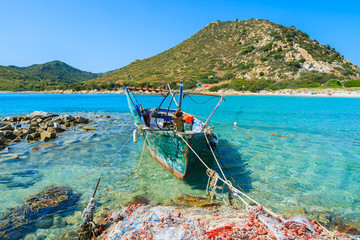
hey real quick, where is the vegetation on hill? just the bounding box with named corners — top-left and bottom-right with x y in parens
top-left (1, 19), bottom-right (359, 92)
top-left (0, 61), bottom-right (102, 91)
top-left (78, 18), bottom-right (359, 92)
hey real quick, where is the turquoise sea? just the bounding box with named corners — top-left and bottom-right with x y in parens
top-left (0, 93), bottom-right (359, 239)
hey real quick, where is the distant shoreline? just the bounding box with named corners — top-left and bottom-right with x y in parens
top-left (1, 88), bottom-right (360, 98)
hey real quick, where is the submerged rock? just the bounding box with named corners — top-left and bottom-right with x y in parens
top-left (82, 126), bottom-right (96, 131)
top-left (0, 186), bottom-right (81, 239)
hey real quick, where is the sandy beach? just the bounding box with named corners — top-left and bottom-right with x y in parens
top-left (2, 88), bottom-right (360, 98)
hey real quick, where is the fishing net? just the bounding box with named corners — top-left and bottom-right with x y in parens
top-left (106, 205), bottom-right (203, 240)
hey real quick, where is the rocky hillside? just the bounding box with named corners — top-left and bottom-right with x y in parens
top-left (0, 61), bottom-right (101, 91)
top-left (90, 18), bottom-right (359, 90)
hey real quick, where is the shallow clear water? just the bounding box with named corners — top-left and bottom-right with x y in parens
top-left (0, 93), bottom-right (359, 238)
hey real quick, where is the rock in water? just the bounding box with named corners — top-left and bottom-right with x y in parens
top-left (0, 186), bottom-right (81, 239)
top-left (82, 126), bottom-right (96, 131)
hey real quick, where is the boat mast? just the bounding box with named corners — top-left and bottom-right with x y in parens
top-left (173, 82), bottom-right (184, 132)
top-left (202, 95), bottom-right (225, 130)
top-left (167, 83), bottom-right (179, 108)
top-left (178, 82), bottom-right (183, 111)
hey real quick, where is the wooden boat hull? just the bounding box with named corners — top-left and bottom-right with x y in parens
top-left (124, 87), bottom-right (217, 179)
top-left (141, 130), bottom-right (210, 179)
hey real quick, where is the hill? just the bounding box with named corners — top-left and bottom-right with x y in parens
top-left (87, 18), bottom-right (360, 91)
top-left (0, 61), bottom-right (102, 91)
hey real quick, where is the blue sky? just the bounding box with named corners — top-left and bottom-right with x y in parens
top-left (1, 0), bottom-right (359, 73)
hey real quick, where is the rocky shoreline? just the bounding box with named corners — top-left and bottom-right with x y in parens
top-left (0, 111), bottom-right (92, 151)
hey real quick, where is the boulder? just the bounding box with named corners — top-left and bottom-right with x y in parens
top-left (40, 131), bottom-right (56, 142)
top-left (30, 132), bottom-right (40, 139)
top-left (0, 123), bottom-right (14, 131)
top-left (25, 134), bottom-right (33, 141)
top-left (75, 116), bottom-right (88, 124)
top-left (5, 132), bottom-right (18, 141)
top-left (20, 120), bottom-right (30, 124)
top-left (54, 122), bottom-right (65, 132)
top-left (10, 116), bottom-right (18, 122)
top-left (28, 111), bottom-right (55, 119)
top-left (13, 130), bottom-right (23, 137)
top-left (36, 118), bottom-right (44, 123)
top-left (29, 122), bottom-right (39, 129)
top-left (65, 122), bottom-right (75, 128)
top-left (61, 114), bottom-right (73, 122)
top-left (39, 123), bottom-right (47, 130)
top-left (0, 144), bottom-right (4, 150)
top-left (82, 126), bottom-right (96, 131)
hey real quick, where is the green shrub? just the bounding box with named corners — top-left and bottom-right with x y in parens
top-left (299, 72), bottom-right (339, 84)
top-left (326, 79), bottom-right (342, 87)
top-left (241, 46), bottom-right (255, 55)
top-left (183, 80), bottom-right (197, 90)
top-left (259, 72), bottom-right (264, 76)
top-left (259, 42), bottom-right (273, 52)
top-left (343, 80), bottom-right (360, 87)
top-left (209, 86), bottom-right (221, 92)
top-left (287, 61), bottom-right (301, 68)
top-left (273, 53), bottom-right (283, 59)
top-left (223, 72), bottom-right (235, 80)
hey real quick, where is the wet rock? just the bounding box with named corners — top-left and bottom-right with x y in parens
top-left (29, 122), bottom-right (39, 129)
top-left (25, 134), bottom-right (33, 141)
top-left (75, 116), bottom-right (89, 124)
top-left (2, 117), bottom-right (10, 122)
top-left (5, 132), bottom-right (18, 141)
top-left (38, 142), bottom-right (56, 146)
top-left (0, 123), bottom-right (13, 131)
top-left (31, 147), bottom-right (40, 151)
top-left (0, 144), bottom-right (4, 150)
top-left (12, 130), bottom-right (23, 137)
top-left (2, 154), bottom-right (19, 160)
top-left (10, 116), bottom-right (17, 122)
top-left (20, 120), bottom-right (30, 124)
top-left (82, 126), bottom-right (96, 131)
top-left (1, 112), bottom-right (91, 147)
top-left (40, 131), bottom-right (56, 141)
top-left (28, 111), bottom-right (57, 119)
top-left (30, 132), bottom-right (40, 139)
top-left (39, 122), bottom-right (47, 129)
top-left (53, 122), bottom-right (65, 132)
top-left (105, 115), bottom-right (111, 118)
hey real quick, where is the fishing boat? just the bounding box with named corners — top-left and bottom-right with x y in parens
top-left (124, 83), bottom-right (225, 179)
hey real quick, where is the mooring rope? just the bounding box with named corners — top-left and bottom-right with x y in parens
top-left (177, 133), bottom-right (279, 218)
top-left (66, 134), bottom-right (133, 183)
top-left (118, 133), bottom-right (148, 183)
top-left (204, 132), bottom-right (228, 182)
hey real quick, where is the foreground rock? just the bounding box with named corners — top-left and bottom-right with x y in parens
top-left (0, 111), bottom-right (93, 148)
